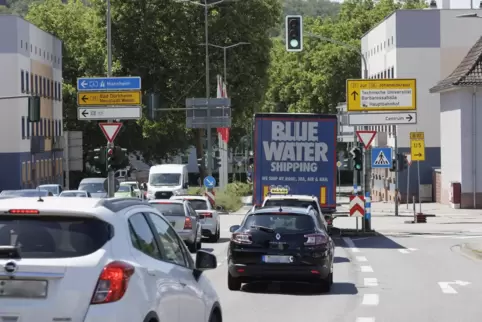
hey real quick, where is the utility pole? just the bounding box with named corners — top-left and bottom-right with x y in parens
top-left (106, 0), bottom-right (115, 197)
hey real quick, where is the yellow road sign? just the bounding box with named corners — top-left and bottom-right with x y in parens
top-left (77, 91), bottom-right (141, 106)
top-left (410, 131), bottom-right (425, 161)
top-left (346, 79), bottom-right (416, 112)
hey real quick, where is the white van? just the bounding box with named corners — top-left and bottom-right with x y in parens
top-left (146, 164), bottom-right (189, 200)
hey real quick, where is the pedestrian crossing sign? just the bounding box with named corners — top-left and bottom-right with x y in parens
top-left (371, 147), bottom-right (393, 169)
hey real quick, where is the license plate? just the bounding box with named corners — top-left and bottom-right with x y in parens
top-left (262, 255), bottom-right (293, 263)
top-left (0, 279), bottom-right (48, 298)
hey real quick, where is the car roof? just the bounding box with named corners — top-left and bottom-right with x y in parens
top-left (148, 199), bottom-right (185, 205)
top-left (264, 194), bottom-right (319, 201)
top-left (61, 190), bottom-right (86, 193)
top-left (80, 177), bottom-right (105, 183)
top-left (38, 184), bottom-right (59, 187)
top-left (171, 195), bottom-right (207, 201)
top-left (251, 206), bottom-right (312, 215)
top-left (0, 197), bottom-right (149, 217)
top-left (121, 181), bottom-right (138, 185)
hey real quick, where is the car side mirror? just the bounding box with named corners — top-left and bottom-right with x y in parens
top-left (194, 250), bottom-right (217, 273)
top-left (183, 183), bottom-right (189, 189)
top-left (229, 225), bottom-right (240, 233)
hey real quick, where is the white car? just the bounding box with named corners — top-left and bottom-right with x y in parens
top-left (170, 195), bottom-right (220, 242)
top-left (59, 190), bottom-right (91, 197)
top-left (262, 194), bottom-right (328, 230)
top-left (0, 197), bottom-right (222, 322)
top-left (120, 181), bottom-right (142, 198)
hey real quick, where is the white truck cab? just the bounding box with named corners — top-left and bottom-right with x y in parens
top-left (146, 164), bottom-right (189, 200)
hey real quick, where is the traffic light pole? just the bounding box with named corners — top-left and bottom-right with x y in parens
top-left (106, 0), bottom-right (115, 198)
top-left (394, 128), bottom-right (399, 216)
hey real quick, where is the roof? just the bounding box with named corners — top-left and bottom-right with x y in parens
top-left (252, 207), bottom-right (312, 215)
top-left (430, 36), bottom-right (482, 93)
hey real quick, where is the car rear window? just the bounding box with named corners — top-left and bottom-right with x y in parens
top-left (245, 213), bottom-right (315, 232)
top-left (264, 199), bottom-right (318, 210)
top-left (150, 203), bottom-right (185, 216)
top-left (185, 200), bottom-right (208, 211)
top-left (0, 215), bottom-right (113, 258)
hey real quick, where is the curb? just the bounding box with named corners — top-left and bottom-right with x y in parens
top-left (330, 228), bottom-right (380, 237)
top-left (459, 243), bottom-right (482, 260)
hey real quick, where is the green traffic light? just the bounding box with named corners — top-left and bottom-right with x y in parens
top-left (290, 39), bottom-right (299, 48)
top-left (355, 164), bottom-right (361, 170)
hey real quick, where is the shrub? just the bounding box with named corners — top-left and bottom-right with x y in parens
top-left (187, 182), bottom-right (251, 212)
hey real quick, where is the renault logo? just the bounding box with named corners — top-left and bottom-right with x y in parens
top-left (4, 261), bottom-right (17, 273)
top-left (275, 233), bottom-right (281, 240)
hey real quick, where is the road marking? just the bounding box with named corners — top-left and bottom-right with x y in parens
top-left (438, 282), bottom-right (457, 294)
top-left (361, 265), bottom-right (374, 273)
top-left (408, 248), bottom-right (418, 251)
top-left (356, 256), bottom-right (368, 262)
top-left (362, 294), bottom-right (379, 306)
top-left (356, 318), bottom-right (375, 322)
top-left (343, 237), bottom-right (360, 252)
top-left (398, 249), bottom-right (410, 254)
top-left (364, 278), bottom-right (378, 287)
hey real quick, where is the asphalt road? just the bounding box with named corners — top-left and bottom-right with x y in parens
top-left (197, 212), bottom-right (482, 322)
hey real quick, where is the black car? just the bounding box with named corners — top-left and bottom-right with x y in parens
top-left (227, 206), bottom-right (334, 292)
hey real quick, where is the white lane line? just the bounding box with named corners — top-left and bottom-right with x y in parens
top-left (364, 278), bottom-right (378, 287)
top-left (343, 237), bottom-right (360, 252)
top-left (398, 249), bottom-right (410, 254)
top-left (362, 294), bottom-right (379, 306)
top-left (361, 266), bottom-right (374, 273)
top-left (356, 318), bottom-right (375, 322)
top-left (438, 282), bottom-right (457, 294)
top-left (356, 256), bottom-right (368, 262)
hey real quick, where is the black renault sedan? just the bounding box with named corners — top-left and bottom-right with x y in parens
top-left (227, 206), bottom-right (334, 292)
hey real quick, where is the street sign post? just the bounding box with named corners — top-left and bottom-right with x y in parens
top-left (77, 91), bottom-right (142, 106)
top-left (203, 175), bottom-right (216, 189)
top-left (346, 79), bottom-right (417, 112)
top-left (78, 107), bottom-right (141, 120)
top-left (355, 130), bottom-right (377, 149)
top-left (77, 77), bottom-right (141, 91)
top-left (99, 123), bottom-right (123, 143)
top-left (410, 132), bottom-right (425, 161)
top-left (371, 147), bottom-right (393, 169)
top-left (348, 112), bottom-right (417, 125)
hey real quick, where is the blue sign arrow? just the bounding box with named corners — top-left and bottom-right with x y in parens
top-left (203, 176), bottom-right (216, 188)
top-left (371, 147), bottom-right (393, 169)
top-left (77, 77), bottom-right (141, 91)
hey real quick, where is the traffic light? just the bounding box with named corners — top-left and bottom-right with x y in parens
top-left (350, 147), bottom-right (363, 171)
top-left (28, 96), bottom-right (41, 122)
top-left (107, 147), bottom-right (115, 172)
top-left (197, 153), bottom-right (207, 169)
top-left (390, 158), bottom-right (397, 172)
top-left (397, 153), bottom-right (408, 171)
top-left (213, 150), bottom-right (221, 171)
top-left (146, 93), bottom-right (160, 120)
top-left (93, 147), bottom-right (106, 165)
top-left (114, 146), bottom-right (128, 169)
top-left (285, 15), bottom-right (303, 52)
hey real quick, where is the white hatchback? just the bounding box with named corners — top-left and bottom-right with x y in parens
top-left (0, 197), bottom-right (222, 322)
top-left (170, 195), bottom-right (220, 242)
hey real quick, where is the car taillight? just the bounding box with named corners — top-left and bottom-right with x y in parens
top-left (91, 261), bottom-right (135, 304)
top-left (304, 233), bottom-right (328, 246)
top-left (200, 213), bottom-right (212, 218)
top-left (232, 232), bottom-right (252, 244)
top-left (8, 209), bottom-right (39, 214)
top-left (184, 217), bottom-right (192, 229)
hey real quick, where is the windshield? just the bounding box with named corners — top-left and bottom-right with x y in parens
top-left (60, 191), bottom-right (86, 197)
top-left (0, 215), bottom-right (112, 258)
top-left (264, 199), bottom-right (319, 211)
top-left (13, 190), bottom-right (49, 197)
top-left (185, 199), bottom-right (208, 211)
top-left (38, 185), bottom-right (58, 194)
top-left (78, 183), bottom-right (105, 194)
top-left (245, 213), bottom-right (315, 232)
top-left (117, 185), bottom-right (130, 192)
top-left (122, 183), bottom-right (138, 190)
top-left (0, 190), bottom-right (19, 196)
top-left (150, 203), bottom-right (185, 216)
top-left (149, 173), bottom-right (181, 186)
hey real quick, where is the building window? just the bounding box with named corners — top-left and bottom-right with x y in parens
top-left (26, 119), bottom-right (30, 138)
top-left (391, 66), bottom-right (395, 78)
top-left (21, 116), bottom-right (25, 139)
top-left (43, 119), bottom-right (47, 137)
top-left (39, 118), bottom-right (43, 136)
top-left (43, 77), bottom-right (46, 97)
top-left (50, 80), bottom-right (54, 99)
top-left (34, 75), bottom-right (38, 95)
top-left (47, 119), bottom-right (51, 138)
top-left (384, 70), bottom-right (387, 78)
top-left (39, 76), bottom-right (43, 96)
top-left (20, 70), bottom-right (25, 93)
top-left (57, 82), bottom-right (61, 101)
top-left (26, 71), bottom-right (30, 93)
top-left (35, 121), bottom-right (39, 137)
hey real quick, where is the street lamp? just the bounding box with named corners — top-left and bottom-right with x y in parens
top-left (175, 0), bottom-right (237, 176)
top-left (200, 42), bottom-right (250, 85)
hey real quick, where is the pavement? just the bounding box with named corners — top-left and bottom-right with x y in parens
top-left (197, 188), bottom-right (482, 321)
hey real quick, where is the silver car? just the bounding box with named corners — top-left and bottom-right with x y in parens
top-left (148, 199), bottom-right (202, 253)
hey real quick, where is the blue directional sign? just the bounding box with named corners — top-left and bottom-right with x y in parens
top-left (77, 77), bottom-right (141, 91)
top-left (203, 176), bottom-right (216, 188)
top-left (371, 147), bottom-right (393, 169)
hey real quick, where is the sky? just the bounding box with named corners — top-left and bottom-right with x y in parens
top-left (330, 0), bottom-right (481, 8)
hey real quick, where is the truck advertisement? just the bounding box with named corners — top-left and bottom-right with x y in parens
top-left (253, 113), bottom-right (337, 212)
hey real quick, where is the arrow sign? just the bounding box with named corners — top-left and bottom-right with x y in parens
top-left (438, 280), bottom-right (471, 294)
top-left (81, 80), bottom-right (88, 88)
top-left (348, 112), bottom-right (417, 126)
top-left (351, 91), bottom-right (358, 100)
top-left (99, 122), bottom-right (122, 143)
top-left (349, 195), bottom-right (365, 217)
top-left (82, 95), bottom-right (88, 103)
top-left (406, 114), bottom-right (413, 122)
top-left (356, 130), bottom-right (377, 149)
top-left (81, 110), bottom-right (88, 117)
top-left (414, 153), bottom-right (422, 157)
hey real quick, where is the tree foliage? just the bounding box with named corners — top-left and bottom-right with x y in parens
top-left (262, 0), bottom-right (427, 115)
